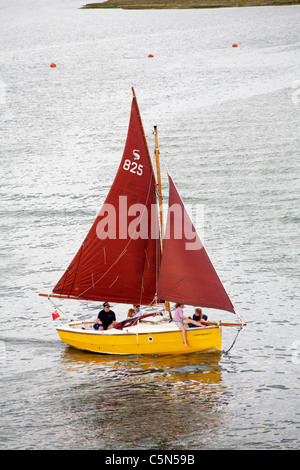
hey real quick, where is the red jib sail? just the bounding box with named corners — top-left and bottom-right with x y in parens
top-left (53, 96), bottom-right (161, 305)
top-left (157, 175), bottom-right (235, 313)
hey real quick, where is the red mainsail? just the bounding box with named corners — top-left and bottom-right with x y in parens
top-left (53, 96), bottom-right (161, 305)
top-left (157, 175), bottom-right (235, 313)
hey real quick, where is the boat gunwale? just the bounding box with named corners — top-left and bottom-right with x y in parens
top-left (56, 322), bottom-right (220, 336)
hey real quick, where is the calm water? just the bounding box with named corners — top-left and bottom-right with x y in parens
top-left (0, 0), bottom-right (300, 450)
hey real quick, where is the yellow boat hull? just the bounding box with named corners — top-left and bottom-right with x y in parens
top-left (56, 322), bottom-right (221, 355)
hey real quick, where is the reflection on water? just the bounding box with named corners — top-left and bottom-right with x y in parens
top-left (58, 348), bottom-right (226, 449)
top-left (60, 347), bottom-right (223, 387)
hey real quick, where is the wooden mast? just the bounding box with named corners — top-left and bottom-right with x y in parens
top-left (153, 125), bottom-right (171, 318)
top-left (154, 126), bottom-right (164, 242)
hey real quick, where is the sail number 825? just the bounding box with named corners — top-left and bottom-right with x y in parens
top-left (123, 159), bottom-right (143, 176)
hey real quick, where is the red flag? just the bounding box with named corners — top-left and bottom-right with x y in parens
top-left (52, 311), bottom-right (60, 320)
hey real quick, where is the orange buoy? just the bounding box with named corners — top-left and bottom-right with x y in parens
top-left (232, 44), bottom-right (238, 48)
top-left (50, 63), bottom-right (56, 68)
top-left (148, 54), bottom-right (154, 58)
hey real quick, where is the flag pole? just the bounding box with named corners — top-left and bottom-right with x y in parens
top-left (47, 295), bottom-right (66, 322)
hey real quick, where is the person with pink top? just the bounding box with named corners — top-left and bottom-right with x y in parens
top-left (173, 303), bottom-right (202, 347)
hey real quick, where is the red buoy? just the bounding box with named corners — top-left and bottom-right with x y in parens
top-left (50, 63), bottom-right (56, 68)
top-left (148, 54), bottom-right (154, 58)
top-left (232, 44), bottom-right (238, 48)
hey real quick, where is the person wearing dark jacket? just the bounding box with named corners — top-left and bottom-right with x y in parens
top-left (95, 302), bottom-right (116, 330)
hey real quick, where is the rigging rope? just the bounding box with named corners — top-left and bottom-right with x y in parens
top-left (224, 326), bottom-right (243, 354)
top-left (224, 309), bottom-right (246, 353)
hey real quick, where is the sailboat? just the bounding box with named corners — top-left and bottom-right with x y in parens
top-left (39, 88), bottom-right (245, 355)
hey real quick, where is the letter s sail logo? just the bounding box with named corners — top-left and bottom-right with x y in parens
top-left (133, 149), bottom-right (140, 160)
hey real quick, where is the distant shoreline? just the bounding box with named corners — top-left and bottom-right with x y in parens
top-left (81, 0), bottom-right (300, 10)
